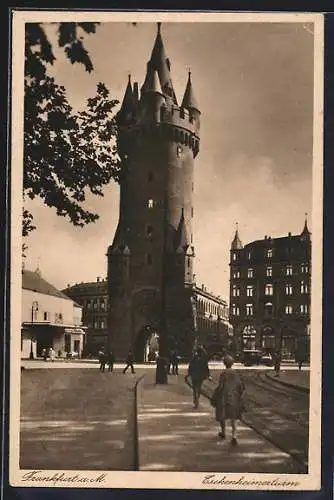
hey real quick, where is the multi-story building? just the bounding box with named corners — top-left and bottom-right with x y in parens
top-left (63, 277), bottom-right (108, 356)
top-left (64, 279), bottom-right (232, 360)
top-left (229, 220), bottom-right (311, 359)
top-left (21, 268), bottom-right (85, 359)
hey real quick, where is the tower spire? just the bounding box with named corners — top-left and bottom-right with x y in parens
top-left (117, 74), bottom-right (134, 124)
top-left (181, 70), bottom-right (200, 112)
top-left (231, 223), bottom-right (243, 250)
top-left (301, 212), bottom-right (311, 239)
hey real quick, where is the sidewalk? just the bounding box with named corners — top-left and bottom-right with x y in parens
top-left (265, 370), bottom-right (310, 392)
top-left (137, 371), bottom-right (302, 473)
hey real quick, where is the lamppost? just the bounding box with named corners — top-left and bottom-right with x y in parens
top-left (30, 300), bottom-right (39, 360)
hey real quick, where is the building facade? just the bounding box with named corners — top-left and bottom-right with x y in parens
top-left (106, 23), bottom-right (201, 360)
top-left (22, 269), bottom-right (85, 359)
top-left (229, 221), bottom-right (311, 359)
top-left (64, 278), bottom-right (232, 360)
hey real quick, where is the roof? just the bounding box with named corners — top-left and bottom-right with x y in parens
top-left (181, 72), bottom-right (200, 112)
top-left (22, 270), bottom-right (72, 301)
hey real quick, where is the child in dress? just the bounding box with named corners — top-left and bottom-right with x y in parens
top-left (214, 354), bottom-right (245, 446)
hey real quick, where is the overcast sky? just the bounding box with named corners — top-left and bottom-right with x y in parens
top-left (23, 20), bottom-right (315, 299)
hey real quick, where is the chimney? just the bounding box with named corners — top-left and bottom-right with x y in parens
top-left (288, 232), bottom-right (292, 237)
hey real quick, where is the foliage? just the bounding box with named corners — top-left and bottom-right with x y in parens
top-left (23, 22), bottom-right (120, 238)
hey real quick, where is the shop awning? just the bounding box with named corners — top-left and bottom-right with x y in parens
top-left (64, 327), bottom-right (86, 335)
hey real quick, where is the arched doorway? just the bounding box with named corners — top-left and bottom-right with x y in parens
top-left (134, 325), bottom-right (159, 362)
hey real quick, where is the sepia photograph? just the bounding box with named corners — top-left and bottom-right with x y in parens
top-left (9, 11), bottom-right (323, 490)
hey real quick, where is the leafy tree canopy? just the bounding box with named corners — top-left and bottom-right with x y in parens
top-left (24, 22), bottom-right (120, 237)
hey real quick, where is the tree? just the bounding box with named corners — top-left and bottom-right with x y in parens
top-left (24, 23), bottom-right (120, 242)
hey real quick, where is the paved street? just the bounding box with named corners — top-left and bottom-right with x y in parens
top-left (20, 363), bottom-right (309, 472)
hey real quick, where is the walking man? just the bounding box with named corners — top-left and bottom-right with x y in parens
top-left (171, 350), bottom-right (179, 375)
top-left (188, 348), bottom-right (210, 409)
top-left (107, 350), bottom-right (115, 372)
top-left (123, 349), bottom-right (135, 374)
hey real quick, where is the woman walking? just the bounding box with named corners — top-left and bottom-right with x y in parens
top-left (212, 354), bottom-right (245, 446)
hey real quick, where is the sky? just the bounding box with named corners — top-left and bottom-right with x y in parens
top-left (23, 19), bottom-right (315, 299)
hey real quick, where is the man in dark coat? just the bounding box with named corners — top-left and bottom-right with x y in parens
top-left (98, 349), bottom-right (106, 372)
top-left (123, 349), bottom-right (135, 374)
top-left (107, 350), bottom-right (115, 372)
top-left (188, 348), bottom-right (210, 408)
top-left (171, 350), bottom-right (179, 375)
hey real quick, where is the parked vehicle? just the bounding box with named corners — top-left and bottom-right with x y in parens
top-left (241, 349), bottom-right (263, 366)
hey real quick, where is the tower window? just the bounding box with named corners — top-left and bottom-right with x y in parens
top-left (232, 253), bottom-right (237, 261)
top-left (301, 263), bottom-right (309, 274)
top-left (301, 281), bottom-right (308, 294)
top-left (285, 284), bottom-right (293, 296)
top-left (266, 248), bottom-right (273, 258)
top-left (265, 284), bottom-right (273, 296)
top-left (147, 199), bottom-right (154, 208)
top-left (246, 286), bottom-right (254, 297)
top-left (266, 266), bottom-right (272, 277)
top-left (300, 304), bottom-right (308, 314)
top-left (247, 268), bottom-right (254, 278)
top-left (232, 270), bottom-right (240, 279)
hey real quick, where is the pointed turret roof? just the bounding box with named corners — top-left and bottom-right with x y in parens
top-left (109, 221), bottom-right (130, 255)
top-left (301, 213), bottom-right (311, 239)
top-left (231, 224), bottom-right (243, 250)
top-left (176, 209), bottom-right (190, 252)
top-left (146, 69), bottom-right (164, 95)
top-left (118, 74), bottom-right (134, 123)
top-left (142, 23), bottom-right (177, 104)
top-left (182, 71), bottom-right (200, 112)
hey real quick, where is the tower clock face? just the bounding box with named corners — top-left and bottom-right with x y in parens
top-left (177, 145), bottom-right (183, 157)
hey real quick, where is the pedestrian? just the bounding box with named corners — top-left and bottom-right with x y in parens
top-left (48, 347), bottom-right (55, 362)
top-left (171, 350), bottom-right (179, 375)
top-left (123, 349), bottom-right (135, 374)
top-left (212, 354), bottom-right (245, 446)
top-left (188, 347), bottom-right (210, 409)
top-left (107, 350), bottom-right (115, 372)
top-left (98, 349), bottom-right (106, 372)
top-left (42, 348), bottom-right (47, 361)
top-left (273, 351), bottom-right (281, 377)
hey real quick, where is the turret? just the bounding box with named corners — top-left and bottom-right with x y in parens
top-left (231, 224), bottom-right (243, 250)
top-left (117, 74), bottom-right (134, 126)
top-left (107, 221), bottom-right (131, 293)
top-left (143, 69), bottom-right (166, 123)
top-left (300, 213), bottom-right (311, 242)
top-left (181, 71), bottom-right (201, 133)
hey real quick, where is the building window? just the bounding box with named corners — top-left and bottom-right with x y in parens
top-left (285, 305), bottom-right (293, 315)
top-left (246, 304), bottom-right (253, 316)
top-left (300, 304), bottom-right (308, 314)
top-left (93, 301), bottom-right (98, 310)
top-left (285, 284), bottom-right (293, 296)
top-left (248, 251), bottom-right (252, 260)
top-left (100, 301), bottom-right (105, 310)
top-left (147, 199), bottom-right (154, 208)
top-left (86, 300), bottom-right (92, 309)
top-left (265, 284), bottom-right (273, 296)
top-left (232, 270), bottom-right (240, 279)
top-left (100, 320), bottom-right (105, 329)
top-left (146, 225), bottom-right (153, 238)
top-left (301, 281), bottom-right (308, 294)
top-left (146, 253), bottom-right (152, 265)
top-left (301, 263), bottom-right (309, 274)
top-left (265, 302), bottom-right (273, 317)
top-left (267, 248), bottom-right (273, 258)
top-left (191, 207), bottom-right (194, 217)
top-left (246, 286), bottom-right (254, 297)
top-left (247, 268), bottom-right (254, 278)
top-left (232, 304), bottom-right (240, 316)
top-left (266, 266), bottom-right (272, 277)
top-left (232, 285), bottom-right (240, 297)
top-left (43, 312), bottom-right (49, 321)
top-left (232, 252), bottom-right (237, 261)
top-left (286, 264), bottom-right (293, 276)
top-left (93, 319), bottom-right (98, 329)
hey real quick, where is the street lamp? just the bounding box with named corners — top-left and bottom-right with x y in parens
top-left (30, 301), bottom-right (39, 360)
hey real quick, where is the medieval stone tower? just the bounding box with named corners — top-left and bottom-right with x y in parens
top-left (107, 23), bottom-right (201, 361)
